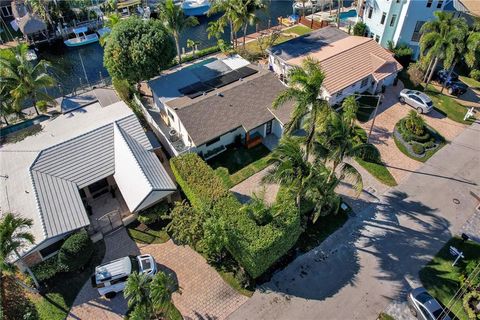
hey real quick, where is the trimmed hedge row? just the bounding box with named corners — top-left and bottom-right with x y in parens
top-left (170, 153), bottom-right (301, 278)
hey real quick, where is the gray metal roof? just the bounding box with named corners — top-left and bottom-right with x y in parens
top-left (29, 114), bottom-right (173, 238)
top-left (268, 27), bottom-right (349, 61)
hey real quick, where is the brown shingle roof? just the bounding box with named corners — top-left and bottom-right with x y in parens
top-left (172, 72), bottom-right (293, 146)
top-left (287, 36), bottom-right (403, 94)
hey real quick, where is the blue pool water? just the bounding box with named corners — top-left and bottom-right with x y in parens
top-left (339, 9), bottom-right (357, 20)
top-left (1, 115), bottom-right (50, 136)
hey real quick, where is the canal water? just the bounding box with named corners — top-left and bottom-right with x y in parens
top-left (38, 0), bottom-right (295, 98)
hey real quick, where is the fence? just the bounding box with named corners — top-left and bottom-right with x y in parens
top-left (299, 17), bottom-right (330, 30)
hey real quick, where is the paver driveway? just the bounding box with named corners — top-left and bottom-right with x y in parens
top-left (360, 82), bottom-right (467, 183)
top-left (68, 229), bottom-right (248, 320)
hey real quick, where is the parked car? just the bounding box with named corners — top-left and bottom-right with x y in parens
top-left (407, 287), bottom-right (452, 320)
top-left (435, 69), bottom-right (467, 96)
top-left (91, 254), bottom-right (157, 298)
top-left (399, 89), bottom-right (434, 113)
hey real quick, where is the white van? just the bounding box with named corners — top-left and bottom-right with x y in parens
top-left (91, 254), bottom-right (157, 298)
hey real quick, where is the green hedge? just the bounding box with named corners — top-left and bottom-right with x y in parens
top-left (57, 230), bottom-right (94, 272)
top-left (170, 153), bottom-right (301, 278)
top-left (32, 256), bottom-right (60, 282)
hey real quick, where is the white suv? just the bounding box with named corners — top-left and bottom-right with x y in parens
top-left (399, 89), bottom-right (434, 114)
top-left (91, 254), bottom-right (157, 298)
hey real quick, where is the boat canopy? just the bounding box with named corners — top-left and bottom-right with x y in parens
top-left (73, 26), bottom-right (88, 34)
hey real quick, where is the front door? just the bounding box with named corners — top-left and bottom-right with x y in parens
top-left (266, 121), bottom-right (272, 135)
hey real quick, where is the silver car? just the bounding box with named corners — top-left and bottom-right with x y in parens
top-left (399, 89), bottom-right (434, 114)
top-left (407, 287), bottom-right (452, 320)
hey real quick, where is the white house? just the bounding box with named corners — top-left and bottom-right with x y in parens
top-left (267, 27), bottom-right (403, 106)
top-left (0, 101), bottom-right (176, 266)
top-left (360, 0), bottom-right (450, 58)
top-left (142, 55), bottom-right (295, 158)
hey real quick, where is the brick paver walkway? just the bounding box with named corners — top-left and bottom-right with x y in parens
top-left (68, 229), bottom-right (248, 320)
top-left (230, 167), bottom-right (279, 204)
top-left (360, 83), bottom-right (467, 184)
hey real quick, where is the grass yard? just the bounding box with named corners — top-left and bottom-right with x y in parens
top-left (30, 241), bottom-right (106, 320)
top-left (356, 96), bottom-right (379, 123)
top-left (419, 237), bottom-right (480, 320)
top-left (283, 25), bottom-right (312, 36)
top-left (355, 157), bottom-right (397, 187)
top-left (218, 270), bottom-right (254, 297)
top-left (459, 76), bottom-right (480, 89)
top-left (428, 88), bottom-right (476, 125)
top-left (127, 220), bottom-right (170, 244)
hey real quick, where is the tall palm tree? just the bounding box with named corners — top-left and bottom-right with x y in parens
top-left (158, 0), bottom-right (199, 64)
top-left (209, 0), bottom-right (243, 48)
top-left (238, 0), bottom-right (265, 49)
top-left (0, 213), bottom-right (40, 289)
top-left (272, 57), bottom-right (329, 159)
top-left (419, 11), bottom-right (468, 88)
top-left (314, 97), bottom-right (379, 194)
top-left (150, 271), bottom-right (176, 315)
top-left (99, 13), bottom-right (121, 46)
top-left (124, 272), bottom-right (152, 311)
top-left (465, 22), bottom-right (480, 71)
top-left (0, 44), bottom-right (56, 116)
top-left (26, 0), bottom-right (54, 26)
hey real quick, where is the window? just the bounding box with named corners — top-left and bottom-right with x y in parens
top-left (396, 0), bottom-right (400, 3)
top-left (426, 0), bottom-right (433, 7)
top-left (368, 7), bottom-right (373, 19)
top-left (361, 77), bottom-right (369, 88)
top-left (167, 109), bottom-right (175, 121)
top-left (437, 0), bottom-right (443, 8)
top-left (375, 35), bottom-right (380, 42)
top-left (1, 6), bottom-right (12, 17)
top-left (380, 12), bottom-right (387, 25)
top-left (411, 21), bottom-right (425, 42)
top-left (390, 14), bottom-right (397, 27)
top-left (205, 136), bottom-right (220, 146)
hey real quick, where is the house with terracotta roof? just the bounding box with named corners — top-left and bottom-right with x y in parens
top-left (267, 27), bottom-right (403, 106)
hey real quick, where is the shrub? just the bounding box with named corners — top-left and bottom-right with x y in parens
top-left (424, 140), bottom-right (435, 149)
top-left (470, 69), bottom-right (480, 82)
top-left (463, 291), bottom-right (480, 320)
top-left (405, 110), bottom-right (426, 135)
top-left (411, 142), bottom-right (425, 155)
top-left (170, 153), bottom-right (301, 278)
top-left (407, 62), bottom-right (425, 87)
top-left (399, 118), bottom-right (430, 142)
top-left (166, 200), bottom-right (206, 247)
top-left (353, 22), bottom-right (367, 36)
top-left (57, 229), bottom-right (94, 272)
top-left (392, 43), bottom-right (413, 67)
top-left (137, 202), bottom-right (169, 225)
top-left (112, 77), bottom-right (133, 102)
top-left (31, 257), bottom-right (60, 282)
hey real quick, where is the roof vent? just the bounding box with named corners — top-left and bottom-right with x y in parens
top-left (216, 93), bottom-right (224, 97)
top-left (203, 92), bottom-right (207, 96)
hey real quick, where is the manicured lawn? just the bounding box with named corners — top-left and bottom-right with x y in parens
top-left (30, 241), bottom-right (106, 320)
top-left (283, 25), bottom-right (312, 36)
top-left (355, 158), bottom-right (397, 187)
top-left (127, 220), bottom-right (170, 244)
top-left (459, 75), bottom-right (480, 89)
top-left (356, 96), bottom-right (379, 123)
top-left (419, 237), bottom-right (480, 320)
top-left (427, 88), bottom-right (476, 125)
top-left (218, 270), bottom-right (254, 297)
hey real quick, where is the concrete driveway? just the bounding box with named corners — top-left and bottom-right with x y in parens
top-left (68, 229), bottom-right (248, 320)
top-left (359, 82), bottom-right (467, 183)
top-left (227, 122), bottom-right (480, 320)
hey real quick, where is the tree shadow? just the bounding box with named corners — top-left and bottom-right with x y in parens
top-left (256, 190), bottom-right (451, 303)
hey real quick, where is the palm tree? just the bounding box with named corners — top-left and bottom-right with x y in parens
top-left (419, 12), bottom-right (468, 88)
top-left (186, 39), bottom-right (200, 55)
top-left (158, 0), bottom-right (199, 64)
top-left (314, 97), bottom-right (379, 194)
top-left (124, 272), bottom-right (152, 311)
top-left (0, 44), bottom-right (56, 116)
top-left (209, 0), bottom-right (243, 48)
top-left (465, 22), bottom-right (480, 71)
top-left (238, 0), bottom-right (265, 49)
top-left (99, 13), bottom-right (121, 46)
top-left (272, 57), bottom-right (329, 159)
top-left (149, 271), bottom-right (176, 315)
top-left (26, 0), bottom-right (54, 26)
top-left (0, 213), bottom-right (40, 289)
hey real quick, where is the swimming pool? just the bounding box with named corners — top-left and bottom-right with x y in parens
top-left (1, 115), bottom-right (50, 137)
top-left (339, 9), bottom-right (357, 21)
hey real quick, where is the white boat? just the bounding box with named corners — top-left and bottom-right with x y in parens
top-left (25, 49), bottom-right (37, 61)
top-left (293, 0), bottom-right (315, 13)
top-left (64, 26), bottom-right (99, 47)
top-left (181, 0), bottom-right (211, 16)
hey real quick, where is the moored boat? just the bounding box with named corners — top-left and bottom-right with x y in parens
top-left (64, 26), bottom-right (99, 47)
top-left (181, 0), bottom-right (211, 16)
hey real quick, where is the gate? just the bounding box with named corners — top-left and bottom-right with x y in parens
top-left (95, 210), bottom-right (123, 235)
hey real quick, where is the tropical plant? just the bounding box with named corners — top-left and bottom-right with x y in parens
top-left (186, 39), bottom-right (200, 55)
top-left (0, 84), bottom-right (18, 126)
top-left (198, 217), bottom-right (227, 263)
top-left (25, 0), bottom-right (54, 25)
top-left (471, 69), bottom-right (480, 82)
top-left (353, 21), bottom-right (367, 36)
top-left (103, 17), bottom-right (176, 83)
top-left (237, 0), bottom-right (265, 48)
top-left (0, 44), bottom-right (56, 115)
top-left (99, 13), bottom-right (121, 46)
top-left (465, 22), bottom-right (480, 70)
top-left (419, 11), bottom-right (469, 87)
top-left (404, 110), bottom-right (426, 135)
top-left (314, 97), bottom-right (379, 194)
top-left (166, 200), bottom-right (206, 247)
top-left (124, 271), bottom-right (176, 319)
top-left (57, 229), bottom-right (94, 272)
top-left (0, 213), bottom-right (40, 289)
top-left (209, 0), bottom-right (243, 48)
top-left (158, 0), bottom-right (199, 63)
top-left (272, 57), bottom-right (329, 159)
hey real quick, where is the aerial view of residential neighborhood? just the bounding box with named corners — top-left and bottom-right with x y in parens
top-left (1, 0), bottom-right (479, 319)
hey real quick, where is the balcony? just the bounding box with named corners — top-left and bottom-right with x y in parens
top-left (134, 95), bottom-right (190, 156)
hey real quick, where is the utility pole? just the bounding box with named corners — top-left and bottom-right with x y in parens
top-left (367, 94), bottom-right (382, 144)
